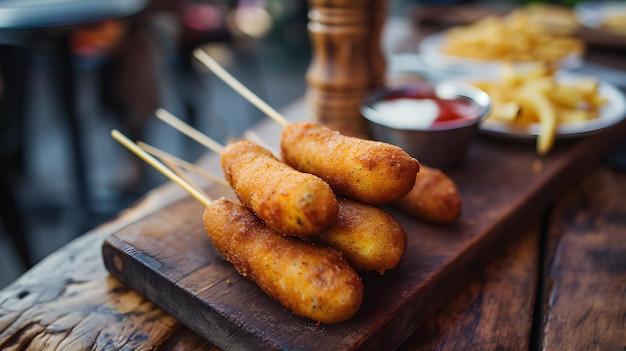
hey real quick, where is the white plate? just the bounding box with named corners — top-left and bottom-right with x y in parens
top-left (418, 32), bottom-right (583, 75)
top-left (575, 1), bottom-right (626, 29)
top-left (574, 1), bottom-right (626, 48)
top-left (477, 72), bottom-right (626, 140)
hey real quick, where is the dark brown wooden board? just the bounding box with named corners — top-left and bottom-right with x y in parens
top-left (542, 167), bottom-right (626, 350)
top-left (400, 226), bottom-right (539, 351)
top-left (102, 114), bottom-right (626, 351)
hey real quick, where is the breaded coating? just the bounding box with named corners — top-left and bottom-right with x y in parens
top-left (221, 139), bottom-right (338, 236)
top-left (392, 165), bottom-right (462, 224)
top-left (312, 199), bottom-right (407, 274)
top-left (204, 198), bottom-right (363, 324)
top-left (280, 122), bottom-right (420, 204)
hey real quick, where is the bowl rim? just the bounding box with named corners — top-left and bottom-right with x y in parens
top-left (361, 80), bottom-right (492, 132)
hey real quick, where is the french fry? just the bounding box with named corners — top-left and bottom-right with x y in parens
top-left (490, 101), bottom-right (520, 122)
top-left (472, 63), bottom-right (608, 154)
top-left (441, 7), bottom-right (583, 63)
top-left (516, 87), bottom-right (557, 154)
top-left (556, 108), bottom-right (594, 123)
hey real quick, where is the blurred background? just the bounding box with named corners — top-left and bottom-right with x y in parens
top-left (0, 0), bottom-right (618, 288)
top-left (0, 0), bottom-right (314, 288)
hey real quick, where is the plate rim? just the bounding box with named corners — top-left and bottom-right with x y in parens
top-left (475, 71), bottom-right (626, 141)
top-left (574, 1), bottom-right (626, 29)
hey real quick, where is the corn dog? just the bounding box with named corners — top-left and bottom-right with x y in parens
top-left (144, 141), bottom-right (407, 275)
top-left (391, 165), bottom-right (462, 224)
top-left (222, 139), bottom-right (338, 236)
top-left (204, 198), bottom-right (363, 324)
top-left (112, 130), bottom-right (362, 324)
top-left (312, 198), bottom-right (407, 274)
top-left (191, 52), bottom-right (419, 204)
top-left (280, 122), bottom-right (420, 204)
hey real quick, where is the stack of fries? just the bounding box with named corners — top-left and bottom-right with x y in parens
top-left (472, 64), bottom-right (608, 154)
top-left (441, 7), bottom-right (584, 63)
top-left (603, 13), bottom-right (626, 34)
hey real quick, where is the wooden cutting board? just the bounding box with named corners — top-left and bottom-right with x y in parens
top-left (102, 115), bottom-right (626, 351)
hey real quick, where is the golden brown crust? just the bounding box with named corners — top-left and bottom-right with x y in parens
top-left (312, 199), bottom-right (407, 274)
top-left (204, 198), bottom-right (363, 324)
top-left (221, 139), bottom-right (338, 236)
top-left (280, 122), bottom-right (420, 204)
top-left (392, 165), bottom-right (462, 224)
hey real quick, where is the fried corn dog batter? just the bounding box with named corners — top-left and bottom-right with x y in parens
top-left (221, 139), bottom-right (338, 236)
top-left (312, 199), bottom-right (407, 274)
top-left (204, 198), bottom-right (363, 324)
top-left (280, 122), bottom-right (420, 204)
top-left (392, 165), bottom-right (462, 224)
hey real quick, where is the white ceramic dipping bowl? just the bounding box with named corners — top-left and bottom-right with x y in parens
top-left (361, 80), bottom-right (491, 170)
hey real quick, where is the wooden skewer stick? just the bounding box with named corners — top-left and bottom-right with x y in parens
top-left (139, 142), bottom-right (230, 188)
top-left (155, 110), bottom-right (283, 162)
top-left (155, 110), bottom-right (280, 161)
top-left (155, 108), bottom-right (225, 154)
top-left (243, 129), bottom-right (276, 154)
top-left (193, 48), bottom-right (290, 128)
top-left (111, 129), bottom-right (212, 207)
top-left (138, 141), bottom-right (229, 187)
top-left (156, 108), bottom-right (224, 154)
top-left (161, 157), bottom-right (211, 200)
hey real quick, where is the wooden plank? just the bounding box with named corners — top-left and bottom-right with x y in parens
top-left (0, 114), bottom-right (624, 351)
top-left (101, 110), bottom-right (626, 351)
top-left (399, 226), bottom-right (539, 351)
top-left (0, 187), bottom-right (217, 350)
top-left (542, 167), bottom-right (626, 350)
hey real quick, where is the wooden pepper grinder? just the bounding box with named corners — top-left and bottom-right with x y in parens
top-left (367, 0), bottom-right (388, 91)
top-left (306, 0), bottom-right (388, 137)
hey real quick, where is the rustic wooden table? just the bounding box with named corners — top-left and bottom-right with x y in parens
top-left (1, 6), bottom-right (626, 350)
top-left (1, 99), bottom-right (625, 350)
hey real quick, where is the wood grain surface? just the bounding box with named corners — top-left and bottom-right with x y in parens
top-left (2, 8), bottom-right (626, 350)
top-left (101, 109), bottom-right (626, 350)
top-left (400, 227), bottom-right (539, 351)
top-left (542, 167), bottom-right (626, 350)
top-left (1, 119), bottom-right (625, 350)
top-left (0, 184), bottom-right (219, 350)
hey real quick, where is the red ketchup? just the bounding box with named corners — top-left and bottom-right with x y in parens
top-left (370, 84), bottom-right (481, 130)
